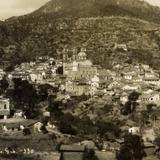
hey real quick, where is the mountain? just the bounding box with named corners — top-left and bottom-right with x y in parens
top-left (1, 0), bottom-right (160, 69)
top-left (32, 0), bottom-right (160, 23)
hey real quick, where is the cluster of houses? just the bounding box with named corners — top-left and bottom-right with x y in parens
top-left (62, 48), bottom-right (160, 109)
top-left (0, 47), bottom-right (158, 108)
top-left (0, 47), bottom-right (159, 158)
top-left (6, 56), bottom-right (61, 85)
top-left (112, 63), bottom-right (160, 107)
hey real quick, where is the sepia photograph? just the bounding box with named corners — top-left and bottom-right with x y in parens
top-left (0, 0), bottom-right (160, 159)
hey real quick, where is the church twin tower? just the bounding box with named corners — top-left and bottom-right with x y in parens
top-left (62, 48), bottom-right (87, 62)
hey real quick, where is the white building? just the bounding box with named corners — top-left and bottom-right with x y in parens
top-left (0, 97), bottom-right (10, 119)
top-left (141, 93), bottom-right (160, 105)
top-left (129, 127), bottom-right (140, 135)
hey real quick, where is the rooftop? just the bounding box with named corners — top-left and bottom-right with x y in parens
top-left (0, 118), bottom-right (37, 128)
top-left (95, 151), bottom-right (116, 160)
top-left (60, 145), bottom-right (85, 152)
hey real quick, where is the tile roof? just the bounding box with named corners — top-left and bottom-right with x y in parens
top-left (60, 145), bottom-right (85, 152)
top-left (0, 118), bottom-right (37, 128)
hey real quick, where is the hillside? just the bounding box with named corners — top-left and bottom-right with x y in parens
top-left (32, 0), bottom-right (160, 23)
top-left (1, 0), bottom-right (160, 69)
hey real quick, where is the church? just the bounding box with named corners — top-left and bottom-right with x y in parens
top-left (63, 48), bottom-right (98, 81)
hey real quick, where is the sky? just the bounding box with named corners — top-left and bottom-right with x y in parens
top-left (145, 0), bottom-right (160, 6)
top-left (0, 0), bottom-right (160, 20)
top-left (0, 0), bottom-right (50, 20)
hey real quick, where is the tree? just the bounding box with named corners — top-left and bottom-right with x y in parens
top-left (0, 77), bottom-right (9, 93)
top-left (140, 111), bottom-right (149, 126)
top-left (40, 125), bottom-right (48, 134)
top-left (122, 91), bottom-right (140, 115)
top-left (83, 149), bottom-right (98, 160)
top-left (38, 84), bottom-right (53, 101)
top-left (117, 134), bottom-right (145, 160)
top-left (56, 66), bottom-right (63, 74)
top-left (103, 104), bottom-right (113, 114)
top-left (146, 103), bottom-right (155, 113)
top-left (23, 128), bottom-right (31, 136)
top-left (150, 109), bottom-right (160, 127)
top-left (57, 113), bottom-right (77, 135)
top-left (96, 120), bottom-right (120, 140)
top-left (10, 78), bottom-right (39, 118)
top-left (155, 136), bottom-right (160, 148)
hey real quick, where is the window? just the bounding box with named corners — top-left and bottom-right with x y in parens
top-left (4, 104), bottom-right (7, 109)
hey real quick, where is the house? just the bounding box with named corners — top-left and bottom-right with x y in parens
top-left (114, 43), bottom-right (127, 51)
top-left (11, 71), bottom-right (30, 80)
top-left (144, 72), bottom-right (159, 78)
top-left (142, 65), bottom-right (150, 70)
top-left (0, 118), bottom-right (37, 131)
top-left (98, 69), bottom-right (111, 81)
top-left (122, 72), bottom-right (135, 80)
top-left (120, 92), bottom-right (128, 105)
top-left (128, 127), bottom-right (140, 135)
top-left (65, 82), bottom-right (90, 96)
top-left (133, 76), bottom-right (143, 82)
top-left (59, 145), bottom-right (85, 160)
top-left (108, 81), bottom-right (120, 89)
top-left (30, 71), bottom-right (45, 83)
top-left (143, 77), bottom-right (160, 86)
top-left (140, 93), bottom-right (160, 105)
top-left (37, 56), bottom-right (50, 62)
top-left (143, 89), bottom-right (154, 94)
top-left (122, 84), bottom-right (141, 91)
top-left (0, 97), bottom-right (10, 119)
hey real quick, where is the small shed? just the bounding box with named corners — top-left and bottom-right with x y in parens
top-left (59, 145), bottom-right (85, 160)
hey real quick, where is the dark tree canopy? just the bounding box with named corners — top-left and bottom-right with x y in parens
top-left (122, 91), bottom-right (140, 115)
top-left (117, 134), bottom-right (145, 160)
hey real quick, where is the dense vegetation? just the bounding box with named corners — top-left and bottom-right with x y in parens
top-left (0, 0), bottom-right (160, 69)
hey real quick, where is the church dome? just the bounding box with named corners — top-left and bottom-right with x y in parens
top-left (77, 51), bottom-right (87, 61)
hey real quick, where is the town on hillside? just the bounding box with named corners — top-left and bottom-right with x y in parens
top-left (0, 45), bottom-right (159, 160)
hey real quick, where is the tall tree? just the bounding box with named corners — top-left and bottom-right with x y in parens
top-left (117, 134), bottom-right (145, 160)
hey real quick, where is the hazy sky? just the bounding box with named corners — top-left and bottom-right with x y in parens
top-left (0, 0), bottom-right (160, 20)
top-left (0, 0), bottom-right (50, 20)
top-left (145, 0), bottom-right (160, 6)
